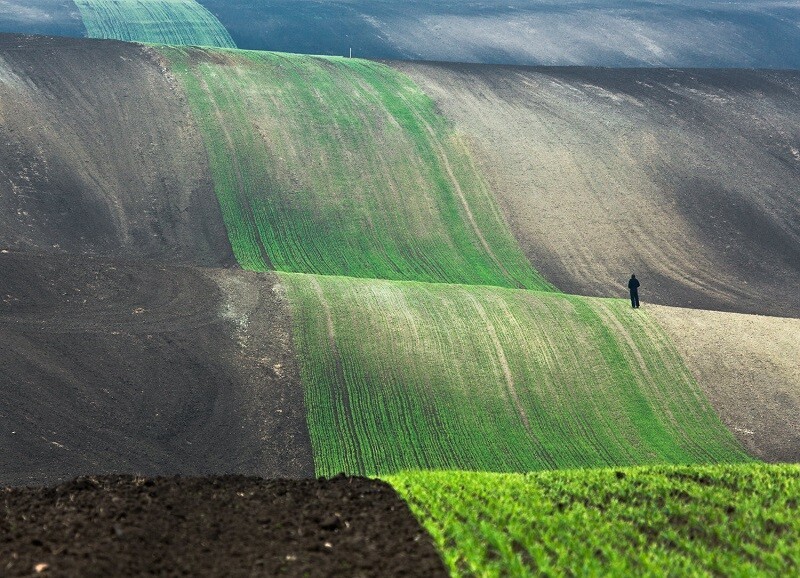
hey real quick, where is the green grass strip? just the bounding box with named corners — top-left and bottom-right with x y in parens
top-left (161, 46), bottom-right (550, 290)
top-left (281, 273), bottom-right (750, 477)
top-left (387, 464), bottom-right (800, 577)
top-left (75, 0), bottom-right (235, 47)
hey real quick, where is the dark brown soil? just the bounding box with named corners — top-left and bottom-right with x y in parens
top-left (0, 251), bottom-right (314, 486)
top-left (1, 475), bottom-right (448, 577)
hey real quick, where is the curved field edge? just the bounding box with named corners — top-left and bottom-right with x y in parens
top-left (160, 46), bottom-right (551, 290)
top-left (74, 0), bottom-right (235, 47)
top-left (386, 464), bottom-right (800, 577)
top-left (280, 272), bottom-right (750, 477)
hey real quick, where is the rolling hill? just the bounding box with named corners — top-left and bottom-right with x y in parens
top-left (0, 35), bottom-right (233, 266)
top-left (397, 62), bottom-right (800, 319)
top-left (2, 33), bottom-right (798, 473)
top-left (283, 272), bottom-right (749, 477)
top-left (1, 33), bottom-right (798, 576)
top-left (162, 46), bottom-right (550, 288)
top-left (73, 0), bottom-right (235, 47)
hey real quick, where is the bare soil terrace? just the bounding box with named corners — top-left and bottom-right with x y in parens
top-left (0, 251), bottom-right (313, 486)
top-left (0, 34), bottom-right (232, 266)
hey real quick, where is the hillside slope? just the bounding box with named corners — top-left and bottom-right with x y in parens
top-left (202, 0), bottom-right (800, 68)
top-left (0, 35), bottom-right (233, 266)
top-left (282, 273), bottom-right (749, 477)
top-left (652, 306), bottom-right (800, 463)
top-left (0, 252), bottom-right (313, 486)
top-left (0, 35), bottom-right (797, 475)
top-left (397, 62), bottom-right (800, 318)
top-left (163, 47), bottom-right (549, 289)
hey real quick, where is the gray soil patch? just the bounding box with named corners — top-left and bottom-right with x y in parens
top-left (0, 251), bottom-right (314, 486)
top-left (651, 304), bottom-right (800, 463)
top-left (0, 33), bottom-right (233, 267)
top-left (395, 61), bottom-right (800, 319)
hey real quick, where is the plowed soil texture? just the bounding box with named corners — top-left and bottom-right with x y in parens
top-left (1, 475), bottom-right (447, 577)
top-left (0, 251), bottom-right (313, 486)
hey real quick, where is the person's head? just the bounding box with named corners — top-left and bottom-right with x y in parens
top-left (631, 274), bottom-right (636, 278)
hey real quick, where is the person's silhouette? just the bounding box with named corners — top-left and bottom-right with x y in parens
top-left (628, 274), bottom-right (640, 308)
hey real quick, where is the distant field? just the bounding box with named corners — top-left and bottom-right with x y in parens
top-left (74, 0), bottom-right (234, 47)
top-left (388, 464), bottom-right (800, 577)
top-left (163, 47), bottom-right (549, 290)
top-left (282, 273), bottom-right (749, 477)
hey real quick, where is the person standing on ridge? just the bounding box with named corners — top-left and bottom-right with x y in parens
top-left (628, 274), bottom-right (640, 308)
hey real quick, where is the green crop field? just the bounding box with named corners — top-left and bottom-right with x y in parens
top-left (162, 47), bottom-right (550, 290)
top-left (387, 465), bottom-right (800, 577)
top-left (74, 0), bottom-right (235, 47)
top-left (281, 273), bottom-right (749, 477)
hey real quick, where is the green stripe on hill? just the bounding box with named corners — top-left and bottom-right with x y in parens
top-left (75, 0), bottom-right (235, 47)
top-left (162, 47), bottom-right (550, 290)
top-left (281, 273), bottom-right (750, 477)
top-left (387, 465), bottom-right (800, 577)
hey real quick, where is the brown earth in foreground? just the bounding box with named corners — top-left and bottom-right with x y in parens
top-left (1, 475), bottom-right (447, 577)
top-left (651, 304), bottom-right (800, 463)
top-left (396, 62), bottom-right (800, 319)
top-left (0, 251), bottom-right (313, 486)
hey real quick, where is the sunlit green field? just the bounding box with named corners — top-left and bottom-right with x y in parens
top-left (281, 273), bottom-right (749, 477)
top-left (387, 464), bottom-right (800, 577)
top-left (75, 0), bottom-right (234, 47)
top-left (163, 47), bottom-right (549, 289)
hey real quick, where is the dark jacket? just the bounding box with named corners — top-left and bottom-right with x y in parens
top-left (628, 277), bottom-right (640, 291)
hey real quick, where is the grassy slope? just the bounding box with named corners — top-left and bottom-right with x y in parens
top-left (281, 273), bottom-right (749, 477)
top-left (387, 464), bottom-right (800, 577)
top-left (162, 47), bottom-right (549, 290)
top-left (74, 0), bottom-right (235, 47)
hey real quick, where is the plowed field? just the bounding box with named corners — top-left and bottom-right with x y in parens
top-left (0, 252), bottom-right (313, 486)
top-left (2, 475), bottom-right (447, 577)
top-left (0, 35), bottom-right (233, 266)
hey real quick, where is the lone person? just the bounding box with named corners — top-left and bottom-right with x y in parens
top-left (628, 274), bottom-right (640, 308)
